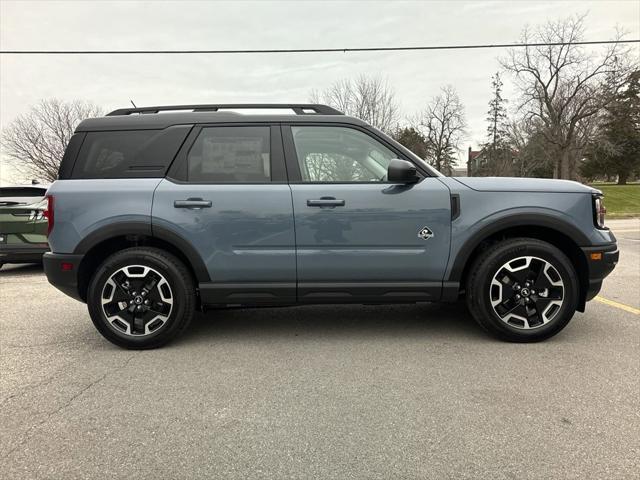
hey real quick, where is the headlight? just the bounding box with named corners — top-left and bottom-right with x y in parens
top-left (593, 195), bottom-right (607, 229)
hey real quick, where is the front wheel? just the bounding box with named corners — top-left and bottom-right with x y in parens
top-left (87, 247), bottom-right (196, 349)
top-left (466, 238), bottom-right (579, 342)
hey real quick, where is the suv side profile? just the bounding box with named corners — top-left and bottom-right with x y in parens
top-left (43, 104), bottom-right (618, 349)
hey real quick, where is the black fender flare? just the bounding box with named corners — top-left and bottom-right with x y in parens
top-left (447, 212), bottom-right (591, 283)
top-left (73, 221), bottom-right (210, 282)
top-left (152, 224), bottom-right (210, 281)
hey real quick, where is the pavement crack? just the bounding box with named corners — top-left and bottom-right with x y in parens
top-left (1, 352), bottom-right (138, 460)
top-left (0, 361), bottom-right (76, 407)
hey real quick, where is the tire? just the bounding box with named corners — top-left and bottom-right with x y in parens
top-left (87, 247), bottom-right (196, 349)
top-left (466, 238), bottom-right (579, 342)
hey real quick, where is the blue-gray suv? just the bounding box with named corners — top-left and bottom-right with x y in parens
top-left (43, 104), bottom-right (618, 348)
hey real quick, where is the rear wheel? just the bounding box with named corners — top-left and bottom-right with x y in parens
top-left (87, 247), bottom-right (196, 349)
top-left (466, 238), bottom-right (579, 342)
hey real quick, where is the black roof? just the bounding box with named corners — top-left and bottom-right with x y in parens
top-left (76, 104), bottom-right (367, 132)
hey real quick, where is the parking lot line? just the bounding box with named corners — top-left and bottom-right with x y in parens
top-left (595, 296), bottom-right (640, 315)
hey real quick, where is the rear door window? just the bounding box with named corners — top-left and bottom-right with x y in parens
top-left (187, 126), bottom-right (271, 183)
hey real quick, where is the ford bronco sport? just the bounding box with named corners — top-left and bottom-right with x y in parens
top-left (43, 104), bottom-right (618, 349)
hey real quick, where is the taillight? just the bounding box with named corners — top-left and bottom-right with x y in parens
top-left (44, 194), bottom-right (54, 236)
top-left (594, 195), bottom-right (606, 229)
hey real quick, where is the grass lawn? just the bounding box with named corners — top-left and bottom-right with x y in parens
top-left (591, 183), bottom-right (640, 218)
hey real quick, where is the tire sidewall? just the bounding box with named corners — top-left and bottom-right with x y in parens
top-left (87, 249), bottom-right (191, 348)
top-left (473, 240), bottom-right (579, 341)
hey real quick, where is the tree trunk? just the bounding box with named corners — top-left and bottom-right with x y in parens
top-left (554, 151), bottom-right (563, 179)
top-left (617, 172), bottom-right (628, 185)
top-left (557, 149), bottom-right (575, 180)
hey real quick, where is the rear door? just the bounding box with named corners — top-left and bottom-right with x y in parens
top-left (283, 124), bottom-right (451, 303)
top-left (152, 124), bottom-right (296, 305)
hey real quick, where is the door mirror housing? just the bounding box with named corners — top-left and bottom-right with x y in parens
top-left (387, 159), bottom-right (420, 184)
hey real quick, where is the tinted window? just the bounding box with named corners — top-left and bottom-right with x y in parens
top-left (291, 126), bottom-right (396, 182)
top-left (188, 127), bottom-right (270, 183)
top-left (71, 126), bottom-right (190, 179)
top-left (0, 187), bottom-right (47, 205)
top-left (0, 187), bottom-right (47, 198)
top-left (58, 133), bottom-right (85, 180)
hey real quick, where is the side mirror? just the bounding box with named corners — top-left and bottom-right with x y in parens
top-left (387, 159), bottom-right (419, 184)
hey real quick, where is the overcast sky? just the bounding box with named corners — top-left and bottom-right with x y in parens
top-left (1, 0), bottom-right (639, 184)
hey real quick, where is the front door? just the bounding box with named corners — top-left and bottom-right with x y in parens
top-left (284, 124), bottom-right (451, 303)
top-left (153, 124), bottom-right (296, 305)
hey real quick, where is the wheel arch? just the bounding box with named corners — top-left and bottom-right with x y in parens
top-left (74, 222), bottom-right (209, 302)
top-left (450, 214), bottom-right (590, 311)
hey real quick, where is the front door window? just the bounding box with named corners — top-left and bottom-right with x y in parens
top-left (291, 126), bottom-right (396, 183)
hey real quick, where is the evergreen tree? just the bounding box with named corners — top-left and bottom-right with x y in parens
top-left (582, 70), bottom-right (640, 184)
top-left (483, 72), bottom-right (510, 175)
top-left (392, 127), bottom-right (429, 160)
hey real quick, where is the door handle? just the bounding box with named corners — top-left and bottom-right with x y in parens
top-left (174, 198), bottom-right (212, 209)
top-left (306, 197), bottom-right (346, 208)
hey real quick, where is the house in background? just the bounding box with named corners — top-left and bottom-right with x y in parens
top-left (467, 146), bottom-right (518, 177)
top-left (467, 147), bottom-right (486, 176)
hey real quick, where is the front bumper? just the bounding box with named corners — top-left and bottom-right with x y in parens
top-left (581, 243), bottom-right (619, 301)
top-left (43, 252), bottom-right (85, 302)
top-left (0, 242), bottom-right (49, 265)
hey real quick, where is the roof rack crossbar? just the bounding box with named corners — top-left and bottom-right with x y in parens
top-left (106, 104), bottom-right (344, 116)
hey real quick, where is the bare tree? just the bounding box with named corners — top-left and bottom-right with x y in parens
top-left (501, 14), bottom-right (634, 179)
top-left (419, 86), bottom-right (467, 175)
top-left (1, 99), bottom-right (102, 182)
top-left (506, 118), bottom-right (553, 177)
top-left (310, 75), bottom-right (400, 133)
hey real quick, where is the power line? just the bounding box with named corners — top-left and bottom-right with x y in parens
top-left (1, 40), bottom-right (638, 55)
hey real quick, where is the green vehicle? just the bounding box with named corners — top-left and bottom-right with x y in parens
top-left (0, 185), bottom-right (49, 269)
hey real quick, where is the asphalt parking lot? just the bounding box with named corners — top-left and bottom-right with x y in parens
top-left (1, 219), bottom-right (638, 479)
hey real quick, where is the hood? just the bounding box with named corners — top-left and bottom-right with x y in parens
top-left (453, 177), bottom-right (598, 194)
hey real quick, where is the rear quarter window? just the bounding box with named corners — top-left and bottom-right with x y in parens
top-left (58, 133), bottom-right (85, 179)
top-left (70, 126), bottom-right (191, 179)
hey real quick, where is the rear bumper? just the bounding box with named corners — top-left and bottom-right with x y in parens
top-left (581, 243), bottom-right (619, 301)
top-left (43, 252), bottom-right (85, 302)
top-left (0, 243), bottom-right (49, 264)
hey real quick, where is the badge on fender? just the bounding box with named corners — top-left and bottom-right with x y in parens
top-left (418, 226), bottom-right (434, 240)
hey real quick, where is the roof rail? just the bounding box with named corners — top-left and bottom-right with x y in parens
top-left (106, 104), bottom-right (344, 116)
